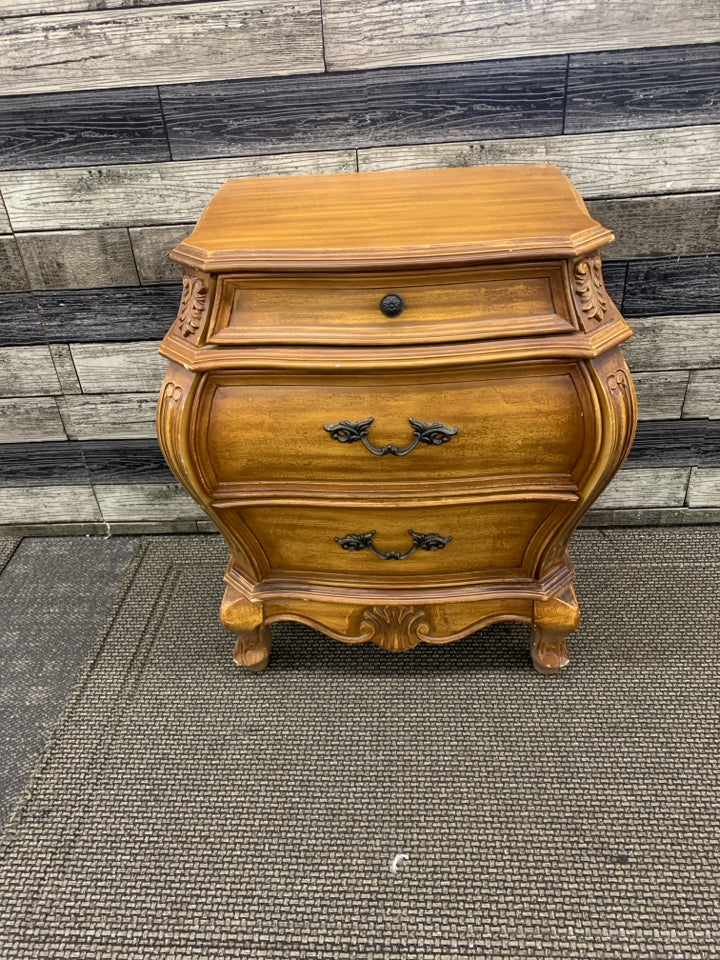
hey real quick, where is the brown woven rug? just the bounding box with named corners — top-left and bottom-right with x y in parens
top-left (1, 528), bottom-right (718, 958)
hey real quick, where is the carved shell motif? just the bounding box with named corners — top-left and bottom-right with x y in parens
top-left (573, 254), bottom-right (608, 324)
top-left (359, 604), bottom-right (432, 652)
top-left (175, 275), bottom-right (208, 339)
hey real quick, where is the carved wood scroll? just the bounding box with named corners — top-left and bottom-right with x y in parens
top-left (359, 604), bottom-right (432, 652)
top-left (175, 274), bottom-right (209, 339)
top-left (573, 254), bottom-right (608, 325)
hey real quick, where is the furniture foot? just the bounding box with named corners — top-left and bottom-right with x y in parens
top-left (220, 582), bottom-right (271, 672)
top-left (233, 625), bottom-right (272, 672)
top-left (530, 584), bottom-right (580, 675)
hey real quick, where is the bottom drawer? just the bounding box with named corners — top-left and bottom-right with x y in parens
top-left (219, 498), bottom-right (572, 583)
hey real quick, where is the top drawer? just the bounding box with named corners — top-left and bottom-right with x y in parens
top-left (206, 264), bottom-right (576, 346)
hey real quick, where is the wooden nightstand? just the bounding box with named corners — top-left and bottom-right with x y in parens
top-left (157, 165), bottom-right (636, 674)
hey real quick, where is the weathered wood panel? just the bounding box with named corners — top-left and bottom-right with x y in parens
top-left (161, 56), bottom-right (566, 160)
top-left (0, 398), bottom-right (66, 443)
top-left (630, 370), bottom-right (689, 421)
top-left (49, 344), bottom-right (82, 396)
top-left (70, 341), bottom-right (167, 394)
top-left (683, 370), bottom-right (720, 419)
top-left (627, 420), bottom-right (711, 467)
top-left (0, 88), bottom-right (169, 170)
top-left (0, 485), bottom-right (101, 524)
top-left (358, 125), bottom-right (720, 199)
top-left (0, 151), bottom-right (357, 231)
top-left (0, 293), bottom-right (45, 347)
top-left (0, 1), bottom-right (325, 96)
top-left (0, 236), bottom-right (27, 292)
top-left (624, 256), bottom-right (720, 317)
top-left (593, 467), bottom-right (691, 509)
top-left (0, 200), bottom-right (10, 235)
top-left (566, 43), bottom-right (720, 133)
top-left (82, 439), bottom-right (173, 483)
top-left (623, 315), bottom-right (720, 370)
top-left (601, 261), bottom-right (626, 306)
top-left (590, 195), bottom-right (720, 260)
top-left (57, 393), bottom-right (158, 440)
top-left (37, 284), bottom-right (179, 343)
top-left (3, 1), bottom-right (199, 12)
top-left (322, 0), bottom-right (720, 72)
top-left (128, 225), bottom-right (191, 284)
top-left (0, 441), bottom-right (88, 486)
top-left (0, 345), bottom-right (62, 397)
top-left (17, 229), bottom-right (139, 290)
top-left (94, 482), bottom-right (205, 521)
top-left (686, 467), bottom-right (720, 507)
top-left (584, 506), bottom-right (720, 526)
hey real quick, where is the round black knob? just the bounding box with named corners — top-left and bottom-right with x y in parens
top-left (380, 293), bottom-right (404, 318)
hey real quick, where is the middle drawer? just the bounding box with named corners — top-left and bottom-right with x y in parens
top-left (195, 361), bottom-right (596, 493)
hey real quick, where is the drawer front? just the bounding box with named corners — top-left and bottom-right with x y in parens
top-left (197, 361), bottom-right (595, 493)
top-left (207, 264), bottom-right (575, 346)
top-left (219, 498), bottom-right (568, 583)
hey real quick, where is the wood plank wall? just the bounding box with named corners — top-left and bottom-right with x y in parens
top-left (0, 0), bottom-right (719, 534)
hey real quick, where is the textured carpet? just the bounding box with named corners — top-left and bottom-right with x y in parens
top-left (0, 528), bottom-right (718, 959)
top-left (0, 537), bottom-right (139, 824)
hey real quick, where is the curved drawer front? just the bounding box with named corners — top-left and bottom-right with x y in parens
top-left (216, 498), bottom-right (570, 583)
top-left (197, 361), bottom-right (596, 493)
top-left (207, 264), bottom-right (575, 346)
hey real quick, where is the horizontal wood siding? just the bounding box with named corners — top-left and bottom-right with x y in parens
top-left (0, 2), bottom-right (325, 96)
top-left (322, 1), bottom-right (720, 71)
top-left (16, 229), bottom-right (139, 289)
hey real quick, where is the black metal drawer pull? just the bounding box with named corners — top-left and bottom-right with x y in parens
top-left (324, 417), bottom-right (458, 457)
top-left (335, 529), bottom-right (452, 561)
top-left (380, 293), bottom-right (404, 317)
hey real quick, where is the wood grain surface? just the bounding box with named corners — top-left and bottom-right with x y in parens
top-left (322, 0), bottom-right (720, 71)
top-left (631, 371), bottom-right (689, 422)
top-left (566, 43), bottom-right (720, 133)
top-left (160, 57), bottom-right (566, 160)
top-left (683, 370), bottom-right (720, 419)
top-left (0, 292), bottom-right (45, 347)
top-left (622, 315), bottom-right (720, 370)
top-left (594, 466), bottom-right (691, 509)
top-left (17, 229), bottom-right (139, 289)
top-left (57, 393), bottom-right (159, 440)
top-left (69, 341), bottom-right (166, 394)
top-left (0, 441), bottom-right (87, 486)
top-left (82, 439), bottom-right (172, 483)
top-left (358, 125), bottom-right (720, 199)
top-left (0, 345), bottom-right (61, 397)
top-left (128, 225), bottom-right (191, 284)
top-left (0, 151), bottom-right (357, 231)
top-left (48, 344), bottom-right (81, 395)
top-left (0, 398), bottom-right (66, 444)
top-left (0, 238), bottom-right (28, 292)
top-left (686, 467), bottom-right (720, 507)
top-left (36, 285), bottom-right (178, 342)
top-left (0, 88), bottom-right (169, 170)
top-left (623, 257), bottom-right (720, 316)
top-left (0, 485), bottom-right (101, 524)
top-left (93, 482), bottom-right (204, 521)
top-left (0, 1), bottom-right (325, 96)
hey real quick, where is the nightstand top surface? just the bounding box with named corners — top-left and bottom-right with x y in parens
top-left (173, 164), bottom-right (612, 271)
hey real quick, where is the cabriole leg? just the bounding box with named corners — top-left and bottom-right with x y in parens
top-left (220, 583), bottom-right (272, 673)
top-left (530, 583), bottom-right (580, 675)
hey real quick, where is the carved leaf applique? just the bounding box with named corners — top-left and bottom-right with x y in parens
top-left (573, 255), bottom-right (608, 324)
top-left (176, 275), bottom-right (208, 339)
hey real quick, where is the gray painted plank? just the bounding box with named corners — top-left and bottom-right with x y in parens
top-left (0, 485), bottom-right (101, 523)
top-left (48, 344), bottom-right (81, 395)
top-left (322, 0), bottom-right (720, 72)
top-left (0, 88), bottom-right (169, 170)
top-left (627, 420), bottom-right (714, 467)
top-left (37, 285), bottom-right (179, 343)
top-left (630, 370), bottom-right (689, 422)
top-left (0, 398), bottom-right (66, 444)
top-left (683, 370), bottom-right (720, 419)
top-left (57, 393), bottom-right (159, 440)
top-left (0, 293), bottom-right (44, 348)
top-left (686, 467), bottom-right (720, 507)
top-left (82, 439), bottom-right (172, 484)
top-left (0, 151), bottom-right (357, 231)
top-left (16, 229), bottom-right (139, 289)
top-left (128, 224), bottom-right (191, 284)
top-left (0, 441), bottom-right (88, 486)
top-left (589, 194), bottom-right (720, 260)
top-left (583, 506), bottom-right (720, 526)
top-left (70, 341), bottom-right (167, 394)
top-left (0, 345), bottom-right (61, 397)
top-left (0, 199), bottom-right (10, 235)
top-left (623, 315), bottom-right (720, 370)
top-left (623, 256), bottom-right (720, 317)
top-left (0, 236), bottom-right (28, 292)
top-left (160, 56), bottom-right (566, 160)
top-left (358, 125), bottom-right (720, 199)
top-left (3, 1), bottom-right (200, 12)
top-left (94, 482), bottom-right (205, 522)
top-left (593, 466), bottom-right (691, 509)
top-left (566, 44), bottom-right (720, 133)
top-left (0, 1), bottom-right (325, 96)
